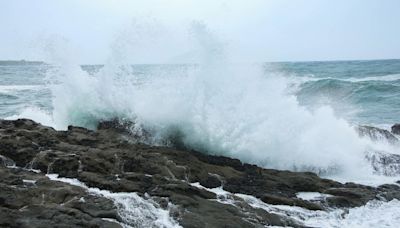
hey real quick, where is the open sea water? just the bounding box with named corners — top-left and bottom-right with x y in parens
top-left (2, 59), bottom-right (400, 227)
top-left (1, 59), bottom-right (399, 128)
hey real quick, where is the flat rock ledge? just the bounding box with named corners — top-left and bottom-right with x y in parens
top-left (1, 119), bottom-right (400, 228)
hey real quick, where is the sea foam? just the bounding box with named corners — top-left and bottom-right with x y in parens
top-left (47, 174), bottom-right (181, 228)
top-left (11, 22), bottom-right (400, 184)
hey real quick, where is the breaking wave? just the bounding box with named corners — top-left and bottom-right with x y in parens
top-left (11, 23), bottom-right (400, 184)
top-left (41, 66), bottom-right (399, 183)
top-left (297, 73), bottom-right (400, 83)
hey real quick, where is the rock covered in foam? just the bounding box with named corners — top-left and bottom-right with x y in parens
top-left (356, 125), bottom-right (398, 144)
top-left (365, 151), bottom-right (400, 176)
top-left (356, 124), bottom-right (400, 176)
top-left (1, 118), bottom-right (400, 227)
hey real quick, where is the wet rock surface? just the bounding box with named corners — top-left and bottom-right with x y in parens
top-left (392, 123), bottom-right (400, 135)
top-left (0, 166), bottom-right (120, 228)
top-left (0, 119), bottom-right (400, 227)
top-left (357, 125), bottom-right (399, 144)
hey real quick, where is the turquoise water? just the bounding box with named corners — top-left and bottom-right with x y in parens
top-left (271, 59), bottom-right (400, 126)
top-left (1, 59), bottom-right (399, 127)
top-left (1, 59), bottom-right (400, 184)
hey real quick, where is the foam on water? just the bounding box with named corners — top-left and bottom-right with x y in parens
top-left (0, 85), bottom-right (43, 93)
top-left (338, 73), bottom-right (400, 82)
top-left (5, 106), bottom-right (54, 127)
top-left (296, 73), bottom-right (400, 83)
top-left (3, 20), bottom-right (400, 228)
top-left (57, 70), bottom-right (400, 182)
top-left (295, 192), bottom-right (333, 201)
top-left (46, 62), bottom-right (375, 179)
top-left (47, 174), bottom-right (181, 228)
top-left (6, 23), bottom-right (398, 185)
top-left (243, 194), bottom-right (400, 228)
top-left (304, 200), bottom-right (400, 228)
top-left (191, 182), bottom-right (400, 228)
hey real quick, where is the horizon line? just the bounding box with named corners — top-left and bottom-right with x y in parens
top-left (0, 58), bottom-right (399, 65)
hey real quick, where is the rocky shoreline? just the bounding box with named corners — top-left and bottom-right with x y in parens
top-left (1, 119), bottom-right (400, 227)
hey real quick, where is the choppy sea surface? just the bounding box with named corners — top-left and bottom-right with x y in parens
top-left (1, 59), bottom-right (400, 184)
top-left (268, 59), bottom-right (400, 127)
top-left (1, 59), bottom-right (400, 227)
top-left (1, 59), bottom-right (399, 127)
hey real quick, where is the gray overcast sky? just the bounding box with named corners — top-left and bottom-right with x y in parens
top-left (0, 0), bottom-right (399, 64)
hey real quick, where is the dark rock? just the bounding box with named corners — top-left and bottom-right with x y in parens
top-left (261, 194), bottom-right (323, 211)
top-left (66, 126), bottom-right (98, 146)
top-left (377, 184), bottom-right (400, 201)
top-left (0, 166), bottom-right (121, 228)
top-left (97, 118), bottom-right (133, 133)
top-left (199, 174), bottom-right (222, 188)
top-left (30, 150), bottom-right (59, 173)
top-left (1, 119), bottom-right (400, 227)
top-left (192, 151), bottom-right (245, 171)
top-left (49, 156), bottom-right (80, 178)
top-left (357, 125), bottom-right (398, 144)
top-left (0, 155), bottom-right (15, 167)
top-left (392, 124), bottom-right (400, 135)
top-left (97, 118), bottom-right (153, 143)
top-left (365, 151), bottom-right (400, 176)
top-left (324, 187), bottom-right (376, 207)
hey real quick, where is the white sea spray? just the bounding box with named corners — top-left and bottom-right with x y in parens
top-left (46, 174), bottom-right (181, 228)
top-left (9, 22), bottom-right (400, 184)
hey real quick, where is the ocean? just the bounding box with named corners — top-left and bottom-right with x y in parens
top-left (1, 59), bottom-right (400, 227)
top-left (1, 59), bottom-right (400, 184)
top-left (2, 59), bottom-right (400, 127)
top-left (272, 59), bottom-right (400, 127)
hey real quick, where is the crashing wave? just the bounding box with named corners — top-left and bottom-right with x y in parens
top-left (8, 23), bottom-right (400, 183)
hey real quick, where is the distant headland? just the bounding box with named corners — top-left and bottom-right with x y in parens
top-left (0, 60), bottom-right (45, 65)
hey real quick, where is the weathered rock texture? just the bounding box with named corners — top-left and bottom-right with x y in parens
top-left (0, 119), bottom-right (399, 227)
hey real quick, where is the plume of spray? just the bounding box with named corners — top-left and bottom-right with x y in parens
top-left (38, 21), bottom-right (399, 184)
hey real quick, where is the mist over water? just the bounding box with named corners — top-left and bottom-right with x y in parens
top-left (3, 22), bottom-right (400, 184)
